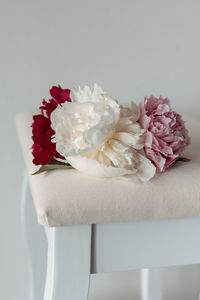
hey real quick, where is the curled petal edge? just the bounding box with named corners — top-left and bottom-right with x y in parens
top-left (67, 155), bottom-right (135, 178)
top-left (67, 154), bottom-right (156, 182)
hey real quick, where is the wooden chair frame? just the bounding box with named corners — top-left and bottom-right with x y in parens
top-left (22, 173), bottom-right (200, 300)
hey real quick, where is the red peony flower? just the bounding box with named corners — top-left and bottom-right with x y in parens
top-left (50, 86), bottom-right (71, 104)
top-left (40, 86), bottom-right (71, 118)
top-left (32, 86), bottom-right (71, 165)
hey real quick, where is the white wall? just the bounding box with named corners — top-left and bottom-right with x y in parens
top-left (1, 0), bottom-right (200, 299)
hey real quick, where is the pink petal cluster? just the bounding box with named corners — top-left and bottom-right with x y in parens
top-left (139, 96), bottom-right (190, 172)
top-left (32, 86), bottom-right (71, 165)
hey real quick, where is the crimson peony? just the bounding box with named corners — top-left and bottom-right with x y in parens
top-left (32, 86), bottom-right (71, 165)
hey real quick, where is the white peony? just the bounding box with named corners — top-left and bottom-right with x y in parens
top-left (51, 84), bottom-right (156, 182)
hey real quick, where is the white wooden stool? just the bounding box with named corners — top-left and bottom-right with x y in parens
top-left (17, 111), bottom-right (200, 300)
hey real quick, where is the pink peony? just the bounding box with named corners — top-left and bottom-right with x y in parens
top-left (32, 86), bottom-right (71, 165)
top-left (139, 96), bottom-right (190, 172)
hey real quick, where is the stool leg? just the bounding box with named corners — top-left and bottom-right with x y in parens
top-left (21, 173), bottom-right (47, 300)
top-left (140, 268), bottom-right (163, 300)
top-left (43, 225), bottom-right (92, 300)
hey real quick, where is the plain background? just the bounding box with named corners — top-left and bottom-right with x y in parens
top-left (1, 0), bottom-right (200, 299)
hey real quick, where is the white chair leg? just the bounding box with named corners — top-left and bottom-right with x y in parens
top-left (21, 173), bottom-right (47, 300)
top-left (43, 225), bottom-right (92, 300)
top-left (140, 268), bottom-right (163, 300)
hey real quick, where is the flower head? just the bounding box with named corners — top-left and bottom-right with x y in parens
top-left (51, 84), bottom-right (156, 182)
top-left (32, 115), bottom-right (63, 165)
top-left (32, 86), bottom-right (71, 165)
top-left (139, 96), bottom-right (190, 172)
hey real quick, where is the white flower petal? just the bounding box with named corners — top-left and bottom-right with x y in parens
top-left (51, 102), bottom-right (103, 156)
top-left (51, 88), bottom-right (120, 157)
top-left (70, 83), bottom-right (104, 103)
top-left (120, 101), bottom-right (140, 121)
top-left (67, 156), bottom-right (134, 178)
top-left (110, 139), bottom-right (129, 153)
top-left (118, 154), bottom-right (156, 182)
top-left (113, 132), bottom-right (144, 150)
top-left (136, 154), bottom-right (156, 182)
top-left (116, 118), bottom-right (143, 133)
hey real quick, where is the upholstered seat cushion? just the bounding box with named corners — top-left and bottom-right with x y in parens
top-left (16, 110), bottom-right (200, 227)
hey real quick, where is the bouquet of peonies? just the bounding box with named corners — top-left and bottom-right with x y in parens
top-left (32, 84), bottom-right (190, 182)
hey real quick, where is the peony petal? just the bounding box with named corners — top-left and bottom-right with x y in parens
top-left (119, 154), bottom-right (156, 182)
top-left (51, 97), bottom-right (120, 157)
top-left (50, 86), bottom-right (71, 104)
top-left (116, 118), bottom-right (142, 134)
top-left (67, 156), bottom-right (134, 178)
top-left (70, 83), bottom-right (104, 103)
top-left (139, 98), bottom-right (147, 116)
top-left (144, 131), bottom-right (153, 148)
top-left (164, 155), bottom-right (178, 170)
top-left (136, 154), bottom-right (156, 182)
top-left (145, 148), bottom-right (166, 172)
top-left (140, 115), bottom-right (151, 130)
top-left (154, 104), bottom-right (170, 115)
top-left (110, 139), bottom-right (129, 153)
top-left (120, 102), bottom-right (140, 122)
top-left (113, 132), bottom-right (144, 150)
top-left (103, 147), bottom-right (123, 167)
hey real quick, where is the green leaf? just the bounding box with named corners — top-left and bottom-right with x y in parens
top-left (32, 160), bottom-right (73, 175)
top-left (176, 157), bottom-right (191, 162)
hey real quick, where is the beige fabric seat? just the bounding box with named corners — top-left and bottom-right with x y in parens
top-left (16, 111), bottom-right (200, 227)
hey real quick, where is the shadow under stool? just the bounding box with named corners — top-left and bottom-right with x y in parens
top-left (16, 111), bottom-right (200, 300)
